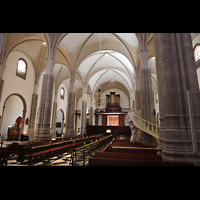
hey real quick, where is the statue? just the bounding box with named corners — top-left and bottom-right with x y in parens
top-left (127, 111), bottom-right (139, 143)
top-left (129, 122), bottom-right (138, 142)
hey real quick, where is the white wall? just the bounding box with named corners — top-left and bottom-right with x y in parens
top-left (1, 95), bottom-right (23, 138)
top-left (56, 84), bottom-right (67, 120)
top-left (56, 83), bottom-right (68, 133)
top-left (56, 109), bottom-right (64, 133)
top-left (0, 51), bottom-right (35, 135)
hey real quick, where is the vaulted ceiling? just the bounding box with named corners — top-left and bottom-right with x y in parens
top-left (0, 33), bottom-right (157, 101)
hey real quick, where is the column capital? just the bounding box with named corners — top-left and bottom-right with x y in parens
top-left (45, 57), bottom-right (55, 75)
top-left (69, 79), bottom-right (75, 93)
top-left (82, 92), bottom-right (87, 101)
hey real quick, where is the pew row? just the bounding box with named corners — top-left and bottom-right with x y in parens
top-left (6, 135), bottom-right (99, 165)
top-left (95, 151), bottom-right (162, 161)
top-left (89, 157), bottom-right (194, 166)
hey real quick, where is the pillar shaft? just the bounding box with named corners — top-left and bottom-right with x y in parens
top-left (34, 73), bottom-right (54, 140)
top-left (140, 68), bottom-right (154, 123)
top-left (154, 33), bottom-right (200, 164)
top-left (0, 64), bottom-right (6, 102)
top-left (65, 81), bottom-right (76, 138)
top-left (28, 93), bottom-right (38, 140)
top-left (139, 50), bottom-right (154, 123)
top-left (51, 101), bottom-right (57, 139)
top-left (80, 99), bottom-right (87, 136)
top-left (89, 107), bottom-right (94, 125)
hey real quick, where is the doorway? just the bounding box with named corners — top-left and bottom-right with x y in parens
top-left (56, 109), bottom-right (64, 137)
top-left (1, 94), bottom-right (27, 140)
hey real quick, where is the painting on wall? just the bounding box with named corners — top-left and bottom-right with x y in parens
top-left (107, 115), bottom-right (119, 126)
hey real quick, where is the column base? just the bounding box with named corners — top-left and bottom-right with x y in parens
top-left (140, 131), bottom-right (158, 146)
top-left (64, 129), bottom-right (76, 138)
top-left (34, 133), bottom-right (51, 141)
top-left (159, 129), bottom-right (200, 165)
top-left (80, 127), bottom-right (87, 136)
top-left (28, 127), bottom-right (35, 141)
top-left (162, 149), bottom-right (200, 166)
top-left (34, 125), bottom-right (51, 141)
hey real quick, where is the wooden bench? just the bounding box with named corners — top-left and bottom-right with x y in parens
top-left (95, 152), bottom-right (162, 161)
top-left (21, 136), bottom-right (99, 165)
top-left (89, 157), bottom-right (194, 166)
top-left (109, 147), bottom-right (158, 154)
top-left (0, 148), bottom-right (9, 166)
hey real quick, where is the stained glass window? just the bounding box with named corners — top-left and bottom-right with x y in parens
top-left (194, 44), bottom-right (200, 62)
top-left (16, 58), bottom-right (27, 79)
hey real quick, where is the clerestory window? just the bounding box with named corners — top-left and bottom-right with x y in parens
top-left (16, 58), bottom-right (27, 80)
top-left (60, 87), bottom-right (65, 100)
top-left (194, 44), bottom-right (200, 63)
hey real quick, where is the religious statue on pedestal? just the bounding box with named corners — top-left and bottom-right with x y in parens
top-left (127, 111), bottom-right (139, 143)
top-left (129, 122), bottom-right (139, 143)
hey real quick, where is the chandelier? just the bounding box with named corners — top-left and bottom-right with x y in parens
top-left (94, 33), bottom-right (104, 107)
top-left (94, 87), bottom-right (104, 107)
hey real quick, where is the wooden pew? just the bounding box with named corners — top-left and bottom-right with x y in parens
top-left (95, 152), bottom-right (162, 161)
top-left (0, 148), bottom-right (9, 166)
top-left (5, 135), bottom-right (105, 165)
top-left (109, 147), bottom-right (158, 154)
top-left (89, 157), bottom-right (194, 166)
top-left (21, 136), bottom-right (99, 165)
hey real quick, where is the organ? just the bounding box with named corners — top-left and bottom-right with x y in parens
top-left (106, 92), bottom-right (121, 112)
top-left (94, 92), bottom-right (127, 126)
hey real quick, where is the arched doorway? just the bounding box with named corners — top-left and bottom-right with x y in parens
top-left (1, 93), bottom-right (27, 140)
top-left (56, 109), bottom-right (64, 137)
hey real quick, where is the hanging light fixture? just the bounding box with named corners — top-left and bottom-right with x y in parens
top-left (94, 87), bottom-right (104, 107)
top-left (94, 33), bottom-right (104, 107)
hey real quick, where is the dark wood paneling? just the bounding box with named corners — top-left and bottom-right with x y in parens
top-left (86, 125), bottom-right (131, 137)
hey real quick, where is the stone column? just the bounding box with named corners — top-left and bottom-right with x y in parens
top-left (28, 93), bottom-right (38, 140)
top-left (51, 99), bottom-right (58, 140)
top-left (0, 34), bottom-right (4, 55)
top-left (89, 95), bottom-right (94, 125)
top-left (135, 90), bottom-right (140, 111)
top-left (34, 73), bottom-right (54, 140)
top-left (64, 80), bottom-right (76, 138)
top-left (154, 33), bottom-right (200, 165)
top-left (0, 64), bottom-right (5, 102)
top-left (89, 107), bottom-right (94, 125)
top-left (0, 34), bottom-right (5, 103)
top-left (98, 114), bottom-right (102, 125)
top-left (139, 50), bottom-right (154, 123)
top-left (80, 92), bottom-right (87, 136)
top-left (134, 74), bottom-right (140, 111)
